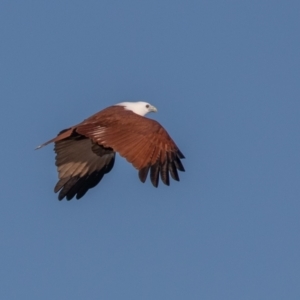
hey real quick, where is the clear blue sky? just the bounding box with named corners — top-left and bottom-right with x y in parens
top-left (1, 1), bottom-right (299, 299)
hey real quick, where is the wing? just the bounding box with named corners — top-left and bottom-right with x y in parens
top-left (54, 132), bottom-right (115, 200)
top-left (76, 114), bottom-right (185, 187)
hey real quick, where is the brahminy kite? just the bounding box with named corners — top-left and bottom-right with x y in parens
top-left (37, 101), bottom-right (185, 200)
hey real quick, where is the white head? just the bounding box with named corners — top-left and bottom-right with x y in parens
top-left (116, 101), bottom-right (158, 116)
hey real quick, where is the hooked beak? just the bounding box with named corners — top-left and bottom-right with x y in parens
top-left (149, 105), bottom-right (158, 113)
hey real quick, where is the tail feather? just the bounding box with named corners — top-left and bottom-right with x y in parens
top-left (35, 127), bottom-right (74, 150)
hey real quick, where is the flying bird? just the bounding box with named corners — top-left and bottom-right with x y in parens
top-left (37, 101), bottom-right (185, 200)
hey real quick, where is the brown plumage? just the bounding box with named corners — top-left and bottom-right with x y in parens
top-left (37, 102), bottom-right (185, 200)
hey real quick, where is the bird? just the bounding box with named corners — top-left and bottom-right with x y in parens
top-left (36, 101), bottom-right (185, 200)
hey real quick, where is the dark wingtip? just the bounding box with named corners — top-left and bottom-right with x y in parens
top-left (139, 166), bottom-right (150, 183)
top-left (160, 162), bottom-right (170, 186)
top-left (150, 163), bottom-right (160, 187)
top-left (174, 157), bottom-right (185, 172)
top-left (177, 150), bottom-right (185, 159)
top-left (58, 194), bottom-right (64, 201)
top-left (169, 162), bottom-right (180, 181)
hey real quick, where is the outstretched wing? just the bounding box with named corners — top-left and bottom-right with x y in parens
top-left (76, 113), bottom-right (185, 187)
top-left (54, 132), bottom-right (115, 200)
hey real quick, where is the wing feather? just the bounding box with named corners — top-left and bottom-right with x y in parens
top-left (138, 165), bottom-right (150, 183)
top-left (54, 134), bottom-right (115, 200)
top-left (150, 163), bottom-right (160, 187)
top-left (174, 156), bottom-right (185, 172)
top-left (76, 110), bottom-right (185, 187)
top-left (160, 161), bottom-right (170, 186)
top-left (168, 161), bottom-right (179, 181)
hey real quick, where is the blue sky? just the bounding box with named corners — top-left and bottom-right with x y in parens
top-left (1, 1), bottom-right (300, 299)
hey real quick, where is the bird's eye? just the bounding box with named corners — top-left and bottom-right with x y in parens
top-left (146, 104), bottom-right (149, 108)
